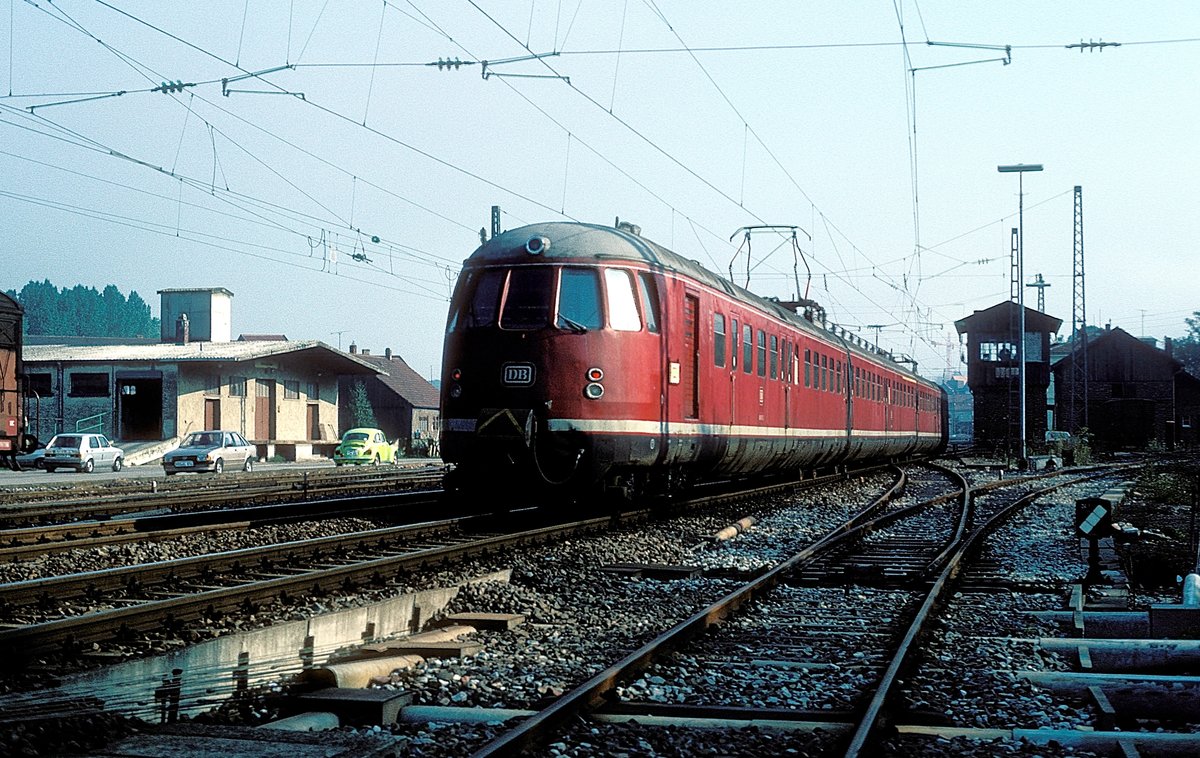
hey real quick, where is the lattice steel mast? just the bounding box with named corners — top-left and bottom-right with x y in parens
top-left (1069, 185), bottom-right (1089, 433)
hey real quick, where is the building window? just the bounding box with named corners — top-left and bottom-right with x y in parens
top-left (713, 314), bottom-right (726, 367)
top-left (283, 380), bottom-right (300, 400)
top-left (306, 381), bottom-right (319, 401)
top-left (979, 341), bottom-right (1017, 362)
top-left (204, 374), bottom-right (220, 396)
top-left (69, 372), bottom-right (108, 397)
top-left (229, 376), bottom-right (247, 396)
top-left (27, 373), bottom-right (53, 397)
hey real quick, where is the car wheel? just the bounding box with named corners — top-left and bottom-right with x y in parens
top-left (82, 458), bottom-right (95, 474)
top-left (112, 457), bottom-right (123, 472)
top-left (45, 466), bottom-right (55, 473)
top-left (243, 457), bottom-right (253, 472)
top-left (213, 458), bottom-right (224, 474)
top-left (165, 470), bottom-right (176, 476)
top-left (35, 459), bottom-right (44, 470)
top-left (372, 454), bottom-right (380, 466)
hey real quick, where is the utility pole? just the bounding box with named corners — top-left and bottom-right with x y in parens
top-left (329, 330), bottom-right (348, 350)
top-left (1026, 273), bottom-right (1051, 313)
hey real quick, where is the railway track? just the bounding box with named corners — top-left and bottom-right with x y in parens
top-left (0, 465), bottom-right (444, 528)
top-left (459, 464), bottom-right (1127, 756)
top-left (0, 465), bottom-right (896, 663)
top-left (0, 488), bottom-right (441, 561)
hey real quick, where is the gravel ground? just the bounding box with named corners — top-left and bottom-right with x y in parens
top-left (0, 517), bottom-right (386, 583)
top-left (899, 478), bottom-right (1141, 736)
top-left (880, 734), bottom-right (1102, 757)
top-left (622, 586), bottom-right (915, 712)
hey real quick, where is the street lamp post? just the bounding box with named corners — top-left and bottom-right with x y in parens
top-left (997, 163), bottom-right (1043, 465)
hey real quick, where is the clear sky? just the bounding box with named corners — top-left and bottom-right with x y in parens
top-left (3, 1), bottom-right (1197, 379)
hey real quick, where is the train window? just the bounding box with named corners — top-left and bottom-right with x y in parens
top-left (500, 266), bottom-right (556, 329)
top-left (741, 325), bottom-right (752, 373)
top-left (804, 349), bottom-right (811, 387)
top-left (836, 360), bottom-right (842, 394)
top-left (557, 268), bottom-right (603, 330)
top-left (769, 335), bottom-right (778, 379)
top-left (605, 269), bottom-right (642, 331)
top-left (756, 331), bottom-right (767, 377)
top-left (713, 314), bottom-right (727, 367)
top-left (464, 269), bottom-right (505, 328)
top-left (731, 318), bottom-right (738, 369)
top-left (820, 354), bottom-right (827, 391)
top-left (638, 273), bottom-right (660, 333)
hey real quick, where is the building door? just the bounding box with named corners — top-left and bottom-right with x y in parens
top-left (204, 398), bottom-right (220, 430)
top-left (254, 379), bottom-right (275, 440)
top-left (117, 376), bottom-right (163, 441)
top-left (306, 403), bottom-right (319, 439)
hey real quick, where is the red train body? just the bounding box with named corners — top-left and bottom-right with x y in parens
top-left (0, 292), bottom-right (28, 469)
top-left (440, 222), bottom-right (947, 498)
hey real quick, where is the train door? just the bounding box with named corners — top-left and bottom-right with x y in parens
top-left (729, 316), bottom-right (739, 425)
top-left (680, 293), bottom-right (700, 419)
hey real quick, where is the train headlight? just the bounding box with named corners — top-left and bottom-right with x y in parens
top-left (449, 384), bottom-right (463, 399)
top-left (584, 382), bottom-right (604, 399)
top-left (525, 236), bottom-right (550, 255)
top-left (586, 367), bottom-right (604, 382)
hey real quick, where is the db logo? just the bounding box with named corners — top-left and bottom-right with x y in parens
top-left (502, 363), bottom-right (535, 386)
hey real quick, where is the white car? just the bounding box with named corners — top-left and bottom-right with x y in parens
top-left (43, 433), bottom-right (125, 473)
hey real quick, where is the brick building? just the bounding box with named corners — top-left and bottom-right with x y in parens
top-left (1051, 326), bottom-right (1200, 448)
top-left (954, 301), bottom-right (1062, 457)
top-left (337, 346), bottom-right (440, 456)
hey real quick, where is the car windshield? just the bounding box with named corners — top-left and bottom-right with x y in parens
top-left (50, 435), bottom-right (81, 448)
top-left (186, 432), bottom-right (222, 447)
top-left (344, 432), bottom-right (370, 442)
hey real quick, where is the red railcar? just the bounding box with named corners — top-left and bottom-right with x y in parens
top-left (440, 222), bottom-right (947, 498)
top-left (0, 291), bottom-right (29, 470)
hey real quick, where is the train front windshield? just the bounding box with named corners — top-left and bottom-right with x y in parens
top-left (448, 266), bottom-right (604, 332)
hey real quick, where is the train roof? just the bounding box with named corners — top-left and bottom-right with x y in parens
top-left (469, 222), bottom-right (933, 385)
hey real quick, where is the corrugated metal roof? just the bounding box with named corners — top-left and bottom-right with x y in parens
top-left (23, 340), bottom-right (380, 372)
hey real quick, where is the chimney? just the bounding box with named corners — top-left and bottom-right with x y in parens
top-left (361, 349), bottom-right (370, 355)
top-left (385, 348), bottom-right (392, 360)
top-left (1105, 321), bottom-right (1111, 332)
top-left (349, 343), bottom-right (357, 354)
top-left (175, 313), bottom-right (190, 345)
top-left (1165, 336), bottom-right (1174, 357)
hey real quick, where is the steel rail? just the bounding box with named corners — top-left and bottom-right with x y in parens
top-left (842, 467), bottom-right (1126, 757)
top-left (0, 460), bottom-right (903, 662)
top-left (0, 510), bottom-right (459, 608)
top-left (468, 465), bottom-right (913, 757)
top-left (0, 513), bottom-right (629, 658)
top-left (0, 467), bottom-right (444, 526)
top-left (0, 487), bottom-right (443, 559)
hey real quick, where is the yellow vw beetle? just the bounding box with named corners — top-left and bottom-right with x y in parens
top-left (334, 427), bottom-right (397, 466)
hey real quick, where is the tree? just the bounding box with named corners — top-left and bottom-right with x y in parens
top-left (12, 280), bottom-right (160, 338)
top-left (1176, 311), bottom-right (1200, 378)
top-left (347, 381), bottom-right (378, 428)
